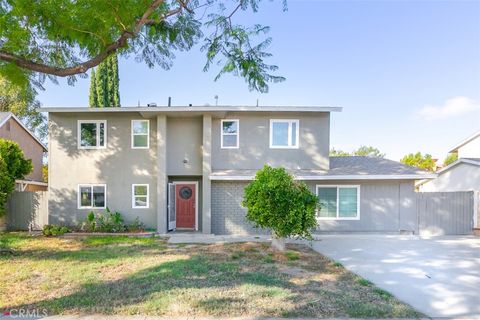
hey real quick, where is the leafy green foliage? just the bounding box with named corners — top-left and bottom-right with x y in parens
top-left (81, 208), bottom-right (145, 233)
top-left (242, 165), bottom-right (318, 239)
top-left (90, 54), bottom-right (120, 107)
top-left (400, 152), bottom-right (436, 171)
top-left (0, 139), bottom-right (33, 216)
top-left (0, 77), bottom-right (46, 139)
top-left (443, 153), bottom-right (458, 166)
top-left (0, 0), bottom-right (285, 94)
top-left (43, 224), bottom-right (69, 237)
top-left (330, 146), bottom-right (385, 158)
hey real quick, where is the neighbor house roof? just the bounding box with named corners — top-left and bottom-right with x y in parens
top-left (436, 158), bottom-right (480, 174)
top-left (210, 156), bottom-right (436, 180)
top-left (0, 112), bottom-right (47, 151)
top-left (38, 106), bottom-right (342, 113)
top-left (449, 130), bottom-right (480, 153)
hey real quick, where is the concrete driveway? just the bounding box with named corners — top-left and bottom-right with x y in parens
top-left (310, 235), bottom-right (480, 318)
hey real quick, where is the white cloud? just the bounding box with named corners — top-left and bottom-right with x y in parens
top-left (416, 96), bottom-right (480, 121)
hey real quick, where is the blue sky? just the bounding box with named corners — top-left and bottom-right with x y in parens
top-left (37, 0), bottom-right (480, 161)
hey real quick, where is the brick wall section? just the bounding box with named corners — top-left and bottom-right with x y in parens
top-left (211, 181), bottom-right (269, 235)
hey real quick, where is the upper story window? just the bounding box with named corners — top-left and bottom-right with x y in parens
top-left (316, 185), bottom-right (360, 220)
top-left (78, 120), bottom-right (106, 149)
top-left (221, 119), bottom-right (239, 149)
top-left (269, 119), bottom-right (299, 149)
top-left (78, 184), bottom-right (106, 209)
top-left (132, 120), bottom-right (149, 149)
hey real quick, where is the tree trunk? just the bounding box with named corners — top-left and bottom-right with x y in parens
top-left (271, 232), bottom-right (285, 251)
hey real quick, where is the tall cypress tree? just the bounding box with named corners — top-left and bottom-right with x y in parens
top-left (89, 69), bottom-right (98, 107)
top-left (88, 53), bottom-right (120, 108)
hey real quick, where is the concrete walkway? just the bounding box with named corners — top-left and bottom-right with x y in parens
top-left (309, 235), bottom-right (480, 319)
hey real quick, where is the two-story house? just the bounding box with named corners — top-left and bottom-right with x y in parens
top-left (41, 106), bottom-right (433, 234)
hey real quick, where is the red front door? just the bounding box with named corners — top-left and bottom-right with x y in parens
top-left (175, 183), bottom-right (196, 229)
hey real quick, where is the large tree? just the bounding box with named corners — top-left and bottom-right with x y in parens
top-left (89, 54), bottom-right (120, 107)
top-left (443, 153), bottom-right (458, 167)
top-left (400, 152), bottom-right (436, 172)
top-left (0, 76), bottom-right (46, 138)
top-left (0, 0), bottom-right (285, 93)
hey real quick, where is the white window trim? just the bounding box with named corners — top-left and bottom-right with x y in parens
top-left (131, 120), bottom-right (150, 149)
top-left (316, 185), bottom-right (360, 220)
top-left (220, 119), bottom-right (239, 149)
top-left (269, 119), bottom-right (300, 149)
top-left (77, 184), bottom-right (107, 209)
top-left (77, 120), bottom-right (107, 150)
top-left (132, 184), bottom-right (150, 209)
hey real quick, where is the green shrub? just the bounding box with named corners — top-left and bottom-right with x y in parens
top-left (242, 165), bottom-right (319, 239)
top-left (81, 209), bottom-right (145, 233)
top-left (127, 217), bottom-right (146, 232)
top-left (43, 225), bottom-right (69, 237)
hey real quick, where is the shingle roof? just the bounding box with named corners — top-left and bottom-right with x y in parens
top-left (328, 156), bottom-right (430, 175)
top-left (210, 156), bottom-right (435, 180)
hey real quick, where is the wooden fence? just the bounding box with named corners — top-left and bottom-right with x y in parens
top-left (6, 191), bottom-right (48, 231)
top-left (416, 191), bottom-right (475, 235)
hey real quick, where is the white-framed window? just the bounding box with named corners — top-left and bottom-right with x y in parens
top-left (131, 120), bottom-right (150, 149)
top-left (269, 119), bottom-right (299, 149)
top-left (132, 184), bottom-right (149, 208)
top-left (78, 120), bottom-right (106, 149)
top-left (78, 184), bottom-right (107, 209)
top-left (221, 119), bottom-right (239, 149)
top-left (316, 185), bottom-right (360, 220)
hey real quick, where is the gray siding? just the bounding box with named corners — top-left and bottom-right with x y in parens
top-left (211, 180), bottom-right (417, 235)
top-left (420, 163), bottom-right (480, 192)
top-left (48, 113), bottom-right (158, 228)
top-left (6, 191), bottom-right (48, 230)
top-left (211, 112), bottom-right (330, 171)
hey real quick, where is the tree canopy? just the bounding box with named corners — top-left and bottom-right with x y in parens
top-left (0, 0), bottom-right (286, 93)
top-left (400, 152), bottom-right (436, 172)
top-left (330, 146), bottom-right (386, 158)
top-left (0, 76), bottom-right (46, 138)
top-left (443, 153), bottom-right (458, 167)
top-left (89, 54), bottom-right (120, 107)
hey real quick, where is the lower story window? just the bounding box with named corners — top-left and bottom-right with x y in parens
top-left (78, 184), bottom-right (106, 209)
top-left (132, 184), bottom-right (149, 208)
top-left (316, 185), bottom-right (360, 220)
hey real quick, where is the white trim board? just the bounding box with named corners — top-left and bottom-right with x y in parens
top-left (449, 130), bottom-right (480, 153)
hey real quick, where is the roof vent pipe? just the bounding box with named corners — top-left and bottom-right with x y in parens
top-left (147, 102), bottom-right (157, 107)
top-left (168, 97), bottom-right (171, 107)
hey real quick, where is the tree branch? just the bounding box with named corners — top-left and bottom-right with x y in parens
top-left (0, 0), bottom-right (168, 77)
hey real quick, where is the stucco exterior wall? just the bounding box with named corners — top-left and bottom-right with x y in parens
top-left (0, 118), bottom-right (44, 182)
top-left (48, 113), bottom-right (158, 228)
top-left (211, 180), bottom-right (417, 235)
top-left (166, 117), bottom-right (203, 175)
top-left (458, 135), bottom-right (480, 158)
top-left (419, 163), bottom-right (480, 192)
top-left (211, 112), bottom-right (330, 171)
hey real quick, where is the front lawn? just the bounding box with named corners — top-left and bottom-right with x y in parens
top-left (0, 233), bottom-right (422, 318)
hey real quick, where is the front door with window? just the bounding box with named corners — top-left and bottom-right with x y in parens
top-left (175, 183), bottom-right (196, 229)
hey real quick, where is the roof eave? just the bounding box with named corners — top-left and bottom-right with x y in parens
top-left (210, 174), bottom-right (437, 181)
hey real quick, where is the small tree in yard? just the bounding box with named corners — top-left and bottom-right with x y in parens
top-left (242, 165), bottom-right (319, 251)
top-left (0, 139), bottom-right (33, 217)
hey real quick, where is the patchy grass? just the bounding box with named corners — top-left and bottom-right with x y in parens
top-left (0, 232), bottom-right (422, 318)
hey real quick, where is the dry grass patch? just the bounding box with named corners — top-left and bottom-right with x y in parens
top-left (0, 232), bottom-right (422, 318)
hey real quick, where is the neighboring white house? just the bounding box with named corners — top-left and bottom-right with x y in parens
top-left (418, 130), bottom-right (480, 192)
